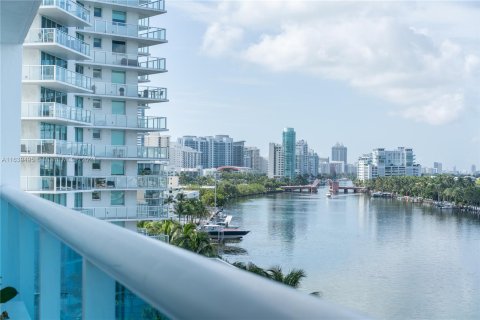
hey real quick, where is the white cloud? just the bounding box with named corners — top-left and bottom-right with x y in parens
top-left (190, 1), bottom-right (480, 125)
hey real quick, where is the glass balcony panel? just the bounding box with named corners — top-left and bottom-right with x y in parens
top-left (93, 146), bottom-right (167, 159)
top-left (79, 19), bottom-right (166, 41)
top-left (74, 204), bottom-right (165, 220)
top-left (41, 0), bottom-right (91, 24)
top-left (25, 28), bottom-right (90, 57)
top-left (22, 102), bottom-right (91, 123)
top-left (21, 176), bottom-right (94, 192)
top-left (92, 114), bottom-right (166, 130)
top-left (88, 51), bottom-right (166, 72)
top-left (20, 139), bottom-right (93, 157)
top-left (90, 82), bottom-right (166, 100)
top-left (23, 65), bottom-right (92, 91)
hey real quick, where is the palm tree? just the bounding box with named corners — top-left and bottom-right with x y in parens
top-left (163, 195), bottom-right (175, 218)
top-left (267, 266), bottom-right (306, 288)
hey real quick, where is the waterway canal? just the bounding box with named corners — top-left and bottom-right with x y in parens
top-left (223, 187), bottom-right (480, 319)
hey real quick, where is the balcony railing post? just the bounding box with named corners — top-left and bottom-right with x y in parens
top-left (82, 259), bottom-right (115, 319)
top-left (39, 228), bottom-right (61, 319)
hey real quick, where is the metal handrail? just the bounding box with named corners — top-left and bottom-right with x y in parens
top-left (90, 81), bottom-right (167, 100)
top-left (0, 186), bottom-right (366, 319)
top-left (88, 50), bottom-right (166, 71)
top-left (79, 19), bottom-right (166, 41)
top-left (22, 102), bottom-right (91, 123)
top-left (92, 114), bottom-right (166, 129)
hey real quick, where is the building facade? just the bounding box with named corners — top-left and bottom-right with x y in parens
top-left (331, 142), bottom-right (347, 165)
top-left (232, 140), bottom-right (245, 167)
top-left (244, 146), bottom-right (261, 172)
top-left (268, 142), bottom-right (284, 178)
top-left (357, 147), bottom-right (422, 181)
top-left (295, 139), bottom-right (309, 176)
top-left (20, 1), bottom-right (169, 228)
top-left (282, 127), bottom-right (296, 179)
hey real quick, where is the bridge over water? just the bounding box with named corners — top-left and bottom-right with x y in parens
top-left (280, 179), bottom-right (320, 193)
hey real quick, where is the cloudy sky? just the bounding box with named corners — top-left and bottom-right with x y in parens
top-left (148, 1), bottom-right (480, 171)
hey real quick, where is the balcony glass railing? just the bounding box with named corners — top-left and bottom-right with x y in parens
top-left (89, 50), bottom-right (166, 71)
top-left (74, 204), bottom-right (166, 220)
top-left (21, 175), bottom-right (166, 192)
top-left (91, 82), bottom-right (166, 100)
top-left (21, 176), bottom-right (94, 192)
top-left (22, 102), bottom-right (91, 123)
top-left (20, 139), bottom-right (93, 157)
top-left (41, 0), bottom-right (90, 23)
top-left (23, 65), bottom-right (92, 90)
top-left (1, 186), bottom-right (358, 319)
top-left (25, 28), bottom-right (90, 56)
top-left (88, 0), bottom-right (165, 11)
top-left (92, 114), bottom-right (166, 130)
top-left (94, 145), bottom-right (168, 159)
top-left (79, 19), bottom-right (166, 41)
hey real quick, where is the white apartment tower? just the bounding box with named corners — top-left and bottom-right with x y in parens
top-left (20, 0), bottom-right (169, 229)
top-left (357, 147), bottom-right (421, 181)
top-left (268, 142), bottom-right (284, 179)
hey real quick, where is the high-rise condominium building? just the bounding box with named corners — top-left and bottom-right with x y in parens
top-left (244, 146), bottom-right (261, 172)
top-left (178, 136), bottom-right (209, 168)
top-left (268, 142), bottom-right (284, 178)
top-left (20, 1), bottom-right (169, 229)
top-left (332, 142), bottom-right (347, 165)
top-left (295, 139), bottom-right (309, 176)
top-left (282, 127), bottom-right (296, 179)
top-left (207, 135), bottom-right (233, 168)
top-left (307, 149), bottom-right (319, 177)
top-left (433, 162), bottom-right (443, 174)
top-left (169, 142), bottom-right (201, 169)
top-left (232, 140), bottom-right (245, 167)
top-left (357, 147), bottom-right (421, 180)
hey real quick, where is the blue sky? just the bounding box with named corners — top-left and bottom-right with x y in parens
top-left (147, 1), bottom-right (480, 172)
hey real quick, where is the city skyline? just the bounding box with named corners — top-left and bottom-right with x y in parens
top-left (147, 1), bottom-right (479, 171)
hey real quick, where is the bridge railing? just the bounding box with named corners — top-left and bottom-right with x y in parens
top-left (0, 185), bottom-right (366, 319)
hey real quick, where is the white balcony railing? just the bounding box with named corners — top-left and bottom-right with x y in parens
top-left (88, 0), bottom-right (165, 12)
top-left (79, 19), bottom-right (166, 42)
top-left (90, 82), bottom-right (167, 100)
top-left (88, 50), bottom-right (166, 71)
top-left (94, 145), bottom-right (168, 159)
top-left (92, 114), bottom-right (166, 130)
top-left (21, 175), bottom-right (166, 192)
top-left (22, 102), bottom-right (91, 123)
top-left (0, 186), bottom-right (363, 319)
top-left (23, 65), bottom-right (92, 91)
top-left (74, 204), bottom-right (166, 220)
top-left (20, 139), bottom-right (93, 157)
top-left (41, 0), bottom-right (90, 23)
top-left (24, 28), bottom-right (90, 57)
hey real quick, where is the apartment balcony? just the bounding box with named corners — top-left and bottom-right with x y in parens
top-left (22, 102), bottom-right (91, 125)
top-left (74, 204), bottom-right (166, 220)
top-left (20, 139), bottom-right (93, 157)
top-left (24, 28), bottom-right (90, 60)
top-left (21, 175), bottom-right (166, 192)
top-left (22, 65), bottom-right (93, 93)
top-left (1, 186), bottom-right (356, 319)
top-left (39, 0), bottom-right (91, 27)
top-left (82, 0), bottom-right (166, 18)
top-left (79, 50), bottom-right (166, 75)
top-left (90, 114), bottom-right (167, 131)
top-left (77, 19), bottom-right (167, 47)
top-left (94, 145), bottom-right (168, 160)
top-left (81, 82), bottom-right (167, 103)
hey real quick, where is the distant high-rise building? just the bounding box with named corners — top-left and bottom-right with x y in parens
top-left (244, 147), bottom-right (261, 171)
top-left (178, 136), bottom-right (209, 168)
top-left (145, 133), bottom-right (170, 148)
top-left (268, 143), bottom-right (284, 178)
top-left (259, 156), bottom-right (269, 174)
top-left (433, 162), bottom-right (443, 174)
top-left (295, 140), bottom-right (309, 176)
top-left (332, 142), bottom-right (347, 165)
top-left (357, 147), bottom-right (421, 181)
top-left (472, 165), bottom-right (477, 174)
top-left (207, 135), bottom-right (233, 168)
top-left (307, 149), bottom-right (319, 177)
top-left (282, 128), bottom-right (296, 179)
top-left (319, 157), bottom-right (330, 175)
top-left (169, 142), bottom-right (201, 169)
top-left (232, 141), bottom-right (245, 167)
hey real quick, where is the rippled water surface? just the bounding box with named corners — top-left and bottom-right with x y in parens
top-left (223, 188), bottom-right (480, 319)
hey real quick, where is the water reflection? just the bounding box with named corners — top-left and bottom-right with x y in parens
top-left (224, 188), bottom-right (480, 319)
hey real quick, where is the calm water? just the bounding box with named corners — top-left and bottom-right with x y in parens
top-left (223, 187), bottom-right (480, 320)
